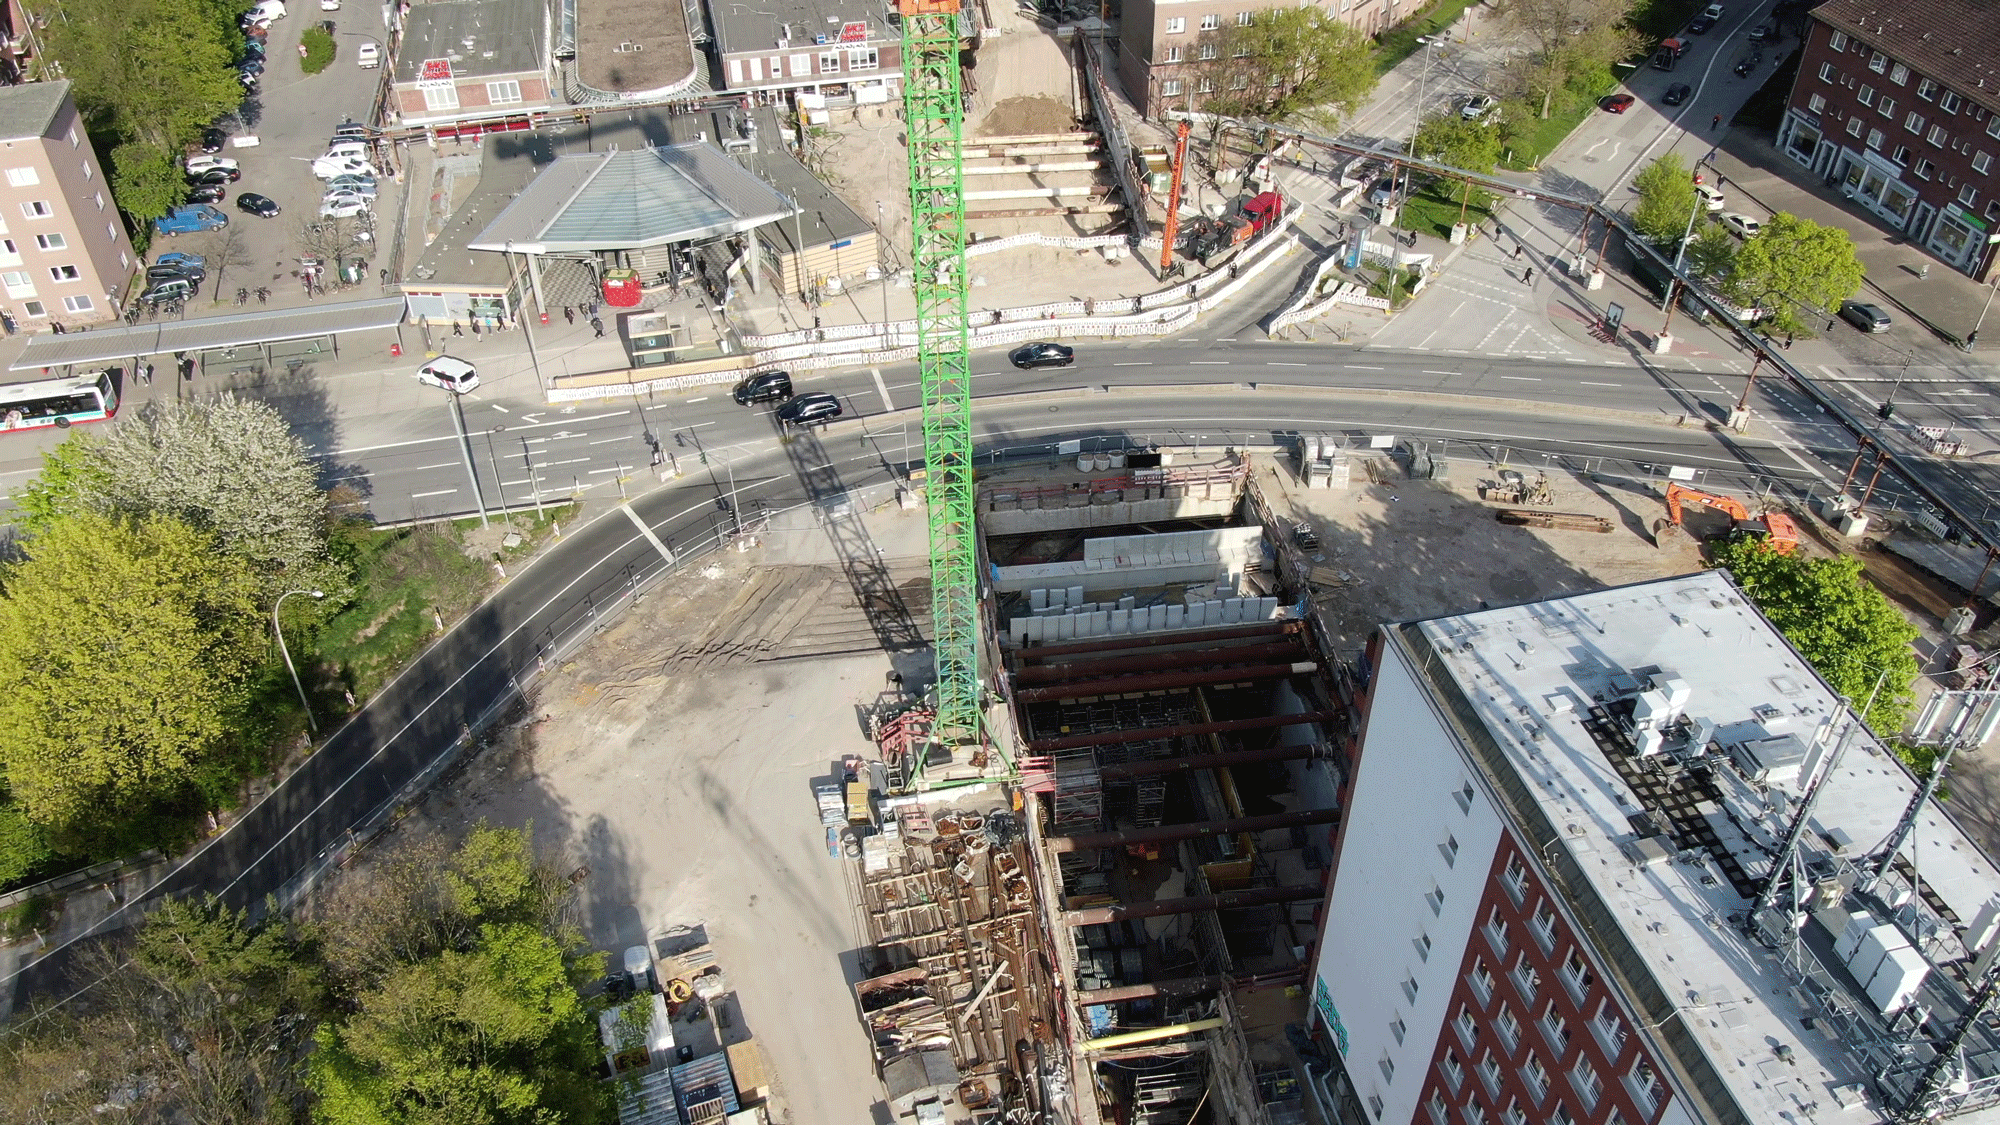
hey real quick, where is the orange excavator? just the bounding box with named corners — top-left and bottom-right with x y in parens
top-left (1661, 483), bottom-right (1799, 554)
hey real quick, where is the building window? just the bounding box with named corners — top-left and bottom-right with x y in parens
top-left (1199, 13), bottom-right (1219, 29)
top-left (1846, 116), bottom-right (1865, 138)
top-left (1549, 1104), bottom-right (1573, 1125)
top-left (1907, 111), bottom-right (1925, 133)
top-left (1500, 1101), bottom-right (1526, 1125)
top-left (92, 191), bottom-right (103, 212)
top-left (1591, 1001), bottom-right (1629, 1057)
top-left (1858, 85), bottom-right (1875, 107)
top-left (1160, 78), bottom-right (1182, 96)
top-left (1918, 77), bottom-right (1939, 101)
top-left (60, 293), bottom-right (92, 313)
top-left (1389, 1015), bottom-right (1406, 1045)
top-left (1869, 52), bottom-right (1888, 74)
top-left (1808, 93), bottom-right (1825, 113)
top-left (20, 300), bottom-right (43, 317)
top-left (1402, 974), bottom-right (1420, 1003)
top-left (1235, 10), bottom-right (1252, 24)
top-left (1890, 63), bottom-right (1909, 85)
top-left (1508, 953), bottom-right (1539, 1002)
top-left (1460, 1103), bottom-right (1488, 1125)
top-left (1828, 30), bottom-right (1848, 51)
top-left (814, 50), bottom-right (838, 72)
top-left (1379, 1053), bottom-right (1395, 1083)
top-left (1455, 780), bottom-right (1475, 813)
top-left (1477, 1052), bottom-right (1503, 1095)
top-left (1494, 1009), bottom-right (1521, 1052)
top-left (1229, 74), bottom-right (1248, 89)
top-left (1525, 1058), bottom-right (1551, 1101)
top-left (4, 167), bottom-right (37, 187)
top-left (422, 84), bottom-right (459, 111)
top-left (1442, 1051), bottom-right (1464, 1092)
top-left (485, 80), bottom-right (522, 104)
top-left (848, 47), bottom-right (879, 71)
top-left (788, 52), bottom-right (809, 75)
top-left (1878, 96), bottom-right (1895, 118)
top-left (1818, 61), bottom-right (1835, 83)
top-left (1975, 151), bottom-right (1993, 174)
top-left (1195, 77), bottom-right (1214, 93)
top-left (1367, 1094), bottom-right (1384, 1121)
top-left (1164, 16), bottom-right (1184, 32)
top-left (1454, 1004), bottom-right (1478, 1046)
top-left (1915, 158), bottom-right (1936, 179)
top-left (33, 233), bottom-right (63, 251)
top-left (66, 126), bottom-right (77, 148)
top-left (1428, 1092), bottom-right (1451, 1125)
top-left (1624, 1062), bottom-right (1663, 1112)
top-left (1942, 91), bottom-right (1963, 113)
top-left (1867, 128), bottom-right (1885, 151)
top-left (0, 239), bottom-right (14, 266)
top-left (1197, 43), bottom-right (1217, 60)
top-left (1987, 199), bottom-right (2000, 221)
top-left (1426, 882), bottom-right (1445, 916)
top-left (1469, 960), bottom-right (1494, 1003)
top-left (1503, 856), bottom-right (1528, 901)
top-left (1164, 45), bottom-right (1181, 62)
top-left (1440, 833), bottom-right (1460, 866)
top-left (1931, 124), bottom-right (1950, 147)
top-left (47, 264), bottom-right (77, 282)
top-left (1961, 183), bottom-right (1979, 206)
top-left (1531, 904), bottom-right (1558, 951)
top-left (1570, 1059), bottom-right (1601, 1109)
top-left (20, 201), bottom-right (49, 219)
top-left (1560, 949), bottom-right (1594, 999)
top-left (0, 270), bottom-right (32, 296)
top-left (1540, 1003), bottom-right (1571, 1055)
top-left (1414, 930), bottom-right (1432, 962)
top-left (1483, 908), bottom-right (1510, 954)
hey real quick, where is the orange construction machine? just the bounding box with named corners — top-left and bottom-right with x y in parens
top-left (1662, 483), bottom-right (1799, 554)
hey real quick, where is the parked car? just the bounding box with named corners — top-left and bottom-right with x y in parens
top-left (416, 355), bottom-right (479, 394)
top-left (1662, 83), bottom-right (1692, 105)
top-left (1599, 93), bottom-right (1636, 113)
top-left (733, 370), bottom-right (794, 405)
top-left (323, 174), bottom-right (377, 198)
top-left (237, 192), bottom-right (281, 218)
top-left (312, 155), bottom-right (377, 180)
top-left (186, 166), bottom-right (241, 186)
top-left (154, 204), bottom-right (229, 235)
top-left (1009, 341), bottom-right (1075, 369)
top-left (1460, 93), bottom-right (1496, 120)
top-left (1747, 23), bottom-right (1772, 42)
top-left (356, 41), bottom-right (380, 68)
top-left (1367, 177), bottom-right (1397, 204)
top-left (1840, 301), bottom-right (1892, 332)
top-left (1694, 183), bottom-right (1724, 211)
top-left (139, 276), bottom-right (198, 304)
top-left (321, 0), bottom-right (341, 8)
top-left (329, 122), bottom-right (367, 145)
top-left (318, 196), bottom-right (369, 219)
top-left (238, 57), bottom-right (265, 77)
top-left (1688, 14), bottom-right (1716, 33)
top-left (147, 262), bottom-right (205, 287)
top-left (1720, 212), bottom-right (1761, 238)
top-left (200, 128), bottom-right (228, 154)
top-left (1700, 2), bottom-right (1724, 17)
top-left (186, 182), bottom-right (227, 204)
top-left (185, 155), bottom-right (239, 176)
top-left (775, 391), bottom-right (842, 426)
top-left (152, 252), bottom-right (207, 282)
top-left (241, 0), bottom-right (286, 27)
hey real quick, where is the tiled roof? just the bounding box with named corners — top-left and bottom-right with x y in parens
top-left (1812, 0), bottom-right (2000, 114)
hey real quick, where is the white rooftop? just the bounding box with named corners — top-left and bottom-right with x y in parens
top-left (1414, 570), bottom-right (2000, 1125)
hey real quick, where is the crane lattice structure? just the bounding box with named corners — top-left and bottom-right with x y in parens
top-left (900, 0), bottom-right (982, 754)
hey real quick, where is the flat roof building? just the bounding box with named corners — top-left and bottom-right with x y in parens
top-left (0, 80), bottom-right (134, 330)
top-left (390, 0), bottom-right (554, 131)
top-left (1308, 570), bottom-right (2000, 1125)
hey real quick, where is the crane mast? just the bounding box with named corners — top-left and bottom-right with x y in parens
top-left (899, 0), bottom-right (981, 752)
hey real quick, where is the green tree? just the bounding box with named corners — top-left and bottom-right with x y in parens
top-left (1632, 154), bottom-right (1699, 247)
top-left (1500, 0), bottom-right (1645, 119)
top-left (0, 800), bottom-right (50, 886)
top-left (109, 141), bottom-right (188, 229)
top-left (0, 512), bottom-right (264, 852)
top-left (1683, 220), bottom-right (1739, 285)
top-left (18, 394), bottom-right (346, 603)
top-left (1410, 111), bottom-right (1503, 214)
top-left (300, 24), bottom-right (335, 73)
top-left (1710, 539), bottom-right (1920, 734)
top-left (42, 0), bottom-right (247, 154)
top-left (1201, 8), bottom-right (1378, 124)
top-left (1723, 212), bottom-right (1867, 336)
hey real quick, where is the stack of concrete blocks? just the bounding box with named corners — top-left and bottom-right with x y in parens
top-left (1298, 432), bottom-right (1350, 490)
top-left (996, 527), bottom-right (1282, 647)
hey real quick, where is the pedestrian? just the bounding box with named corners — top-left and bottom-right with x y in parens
top-left (1783, 332), bottom-right (1794, 349)
top-left (1827, 317), bottom-right (1838, 332)
top-left (452, 321), bottom-right (464, 337)
top-left (591, 315), bottom-right (605, 337)
top-left (139, 361), bottom-right (153, 386)
top-left (563, 305), bottom-right (574, 325)
top-left (1969, 330), bottom-right (1981, 349)
top-left (1513, 244), bottom-right (1522, 261)
top-left (1711, 113), bottom-right (1722, 131)
top-left (1523, 267), bottom-right (1534, 286)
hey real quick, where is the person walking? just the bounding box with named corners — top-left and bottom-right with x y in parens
top-left (591, 315), bottom-right (605, 338)
top-left (1711, 113), bottom-right (1722, 131)
top-left (1523, 267), bottom-right (1535, 286)
top-left (1512, 244), bottom-right (1522, 261)
top-left (563, 305), bottom-right (575, 325)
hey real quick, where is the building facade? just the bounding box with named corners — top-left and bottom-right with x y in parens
top-left (708, 0), bottom-right (903, 103)
top-left (389, 0), bottom-right (554, 132)
top-left (1778, 0), bottom-right (2000, 279)
top-left (0, 81), bottom-right (132, 330)
top-left (1117, 0), bottom-right (1396, 118)
top-left (1305, 571), bottom-right (2000, 1125)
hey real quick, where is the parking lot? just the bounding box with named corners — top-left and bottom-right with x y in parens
top-left (148, 1), bottom-right (402, 316)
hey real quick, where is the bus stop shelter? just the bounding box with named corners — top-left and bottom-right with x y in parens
top-left (9, 297), bottom-right (408, 379)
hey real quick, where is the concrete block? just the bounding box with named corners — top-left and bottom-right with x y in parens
top-left (1119, 595), bottom-right (1136, 611)
top-left (1049, 587), bottom-right (1068, 608)
top-left (1149, 604), bottom-right (1168, 629)
top-left (1206, 600), bottom-right (1224, 624)
top-left (1223, 598), bottom-right (1244, 624)
top-left (1260, 596), bottom-right (1279, 619)
top-left (1054, 615), bottom-right (1074, 640)
top-left (1094, 610), bottom-right (1110, 635)
top-left (1068, 586), bottom-right (1084, 606)
top-left (1165, 604), bottom-right (1184, 629)
top-left (1110, 608), bottom-right (1130, 633)
top-left (1031, 588), bottom-right (1048, 611)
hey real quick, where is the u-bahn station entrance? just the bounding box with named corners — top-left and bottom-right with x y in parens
top-left (9, 299), bottom-right (407, 380)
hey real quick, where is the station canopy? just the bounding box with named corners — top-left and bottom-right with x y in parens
top-left (469, 144), bottom-right (796, 255)
top-left (9, 297), bottom-right (408, 371)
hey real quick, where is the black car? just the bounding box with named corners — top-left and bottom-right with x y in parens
top-left (1663, 83), bottom-right (1692, 105)
top-left (775, 391), bottom-right (842, 426)
top-left (139, 277), bottom-right (197, 304)
top-left (239, 57), bottom-right (265, 76)
top-left (200, 128), bottom-right (228, 154)
top-left (1688, 14), bottom-right (1716, 33)
top-left (147, 262), bottom-right (206, 286)
top-left (733, 369), bottom-right (793, 405)
top-left (1009, 341), bottom-right (1075, 369)
top-left (186, 167), bottom-right (241, 186)
top-left (236, 192), bottom-right (280, 218)
top-left (186, 182), bottom-right (227, 204)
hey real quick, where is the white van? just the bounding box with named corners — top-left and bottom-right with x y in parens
top-left (416, 355), bottom-right (479, 394)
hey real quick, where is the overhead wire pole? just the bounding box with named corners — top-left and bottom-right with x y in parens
top-left (900, 0), bottom-right (983, 755)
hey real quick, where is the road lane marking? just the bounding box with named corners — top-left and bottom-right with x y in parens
top-left (1345, 365), bottom-right (1384, 370)
top-left (410, 488), bottom-right (457, 498)
top-left (1114, 362), bottom-right (1153, 366)
top-left (1268, 362), bottom-right (1307, 366)
top-left (872, 367), bottom-right (894, 412)
top-left (686, 396), bottom-right (709, 403)
top-left (621, 503), bottom-right (677, 563)
top-left (410, 461), bottom-right (459, 472)
top-left (491, 404), bottom-right (510, 413)
top-left (1422, 370), bottom-right (1458, 376)
top-left (1190, 360), bottom-right (1231, 365)
top-left (1580, 381), bottom-right (1621, 387)
top-left (1501, 376), bottom-right (1542, 381)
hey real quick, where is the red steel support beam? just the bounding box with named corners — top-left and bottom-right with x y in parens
top-left (1063, 885), bottom-right (1324, 926)
top-left (1016, 641), bottom-right (1309, 684)
top-left (1019, 621), bottom-right (1300, 662)
top-left (1015, 662), bottom-right (1319, 703)
top-left (1028, 711), bottom-right (1341, 752)
top-left (1076, 976), bottom-right (1228, 1005)
top-left (1097, 742), bottom-right (1324, 780)
top-left (1049, 808), bottom-right (1341, 853)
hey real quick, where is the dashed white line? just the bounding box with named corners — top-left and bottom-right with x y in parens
top-left (410, 461), bottom-right (459, 472)
top-left (410, 488), bottom-right (458, 498)
top-left (1268, 362), bottom-right (1308, 366)
top-left (1422, 370), bottom-right (1458, 376)
top-left (1190, 361), bottom-right (1231, 365)
top-left (1114, 362), bottom-right (1153, 366)
top-left (1580, 381), bottom-right (1621, 387)
top-left (1501, 376), bottom-right (1542, 382)
top-left (686, 397), bottom-right (709, 403)
top-left (1345, 365), bottom-right (1385, 370)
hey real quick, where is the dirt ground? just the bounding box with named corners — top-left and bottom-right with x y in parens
top-left (974, 94), bottom-right (1076, 138)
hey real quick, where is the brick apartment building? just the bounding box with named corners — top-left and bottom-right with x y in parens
top-left (1778, 0), bottom-right (2000, 280)
top-left (1117, 0), bottom-right (1399, 118)
top-left (391, 0), bottom-right (554, 132)
top-left (1304, 570), bottom-right (2000, 1125)
top-left (0, 81), bottom-right (133, 330)
top-left (707, 0), bottom-right (903, 103)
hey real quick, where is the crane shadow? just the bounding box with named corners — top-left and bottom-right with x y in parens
top-left (776, 419), bottom-right (928, 656)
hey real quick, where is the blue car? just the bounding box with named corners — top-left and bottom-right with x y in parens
top-left (154, 204), bottom-right (229, 236)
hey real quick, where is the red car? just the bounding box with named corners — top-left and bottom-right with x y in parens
top-left (1600, 94), bottom-right (1637, 113)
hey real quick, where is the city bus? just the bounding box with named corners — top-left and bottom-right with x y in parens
top-left (0, 370), bottom-right (119, 433)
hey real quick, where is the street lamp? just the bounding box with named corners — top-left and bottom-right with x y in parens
top-left (274, 589), bottom-right (325, 736)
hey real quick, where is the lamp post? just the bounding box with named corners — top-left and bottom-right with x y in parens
top-left (1969, 273), bottom-right (2000, 349)
top-left (1401, 36), bottom-right (1444, 226)
top-left (274, 589), bottom-right (325, 736)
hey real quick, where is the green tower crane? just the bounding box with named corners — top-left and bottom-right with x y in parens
top-left (899, 0), bottom-right (982, 753)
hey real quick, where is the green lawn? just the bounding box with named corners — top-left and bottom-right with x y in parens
top-left (1401, 183), bottom-right (1496, 239)
top-left (1375, 0), bottom-right (1482, 76)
